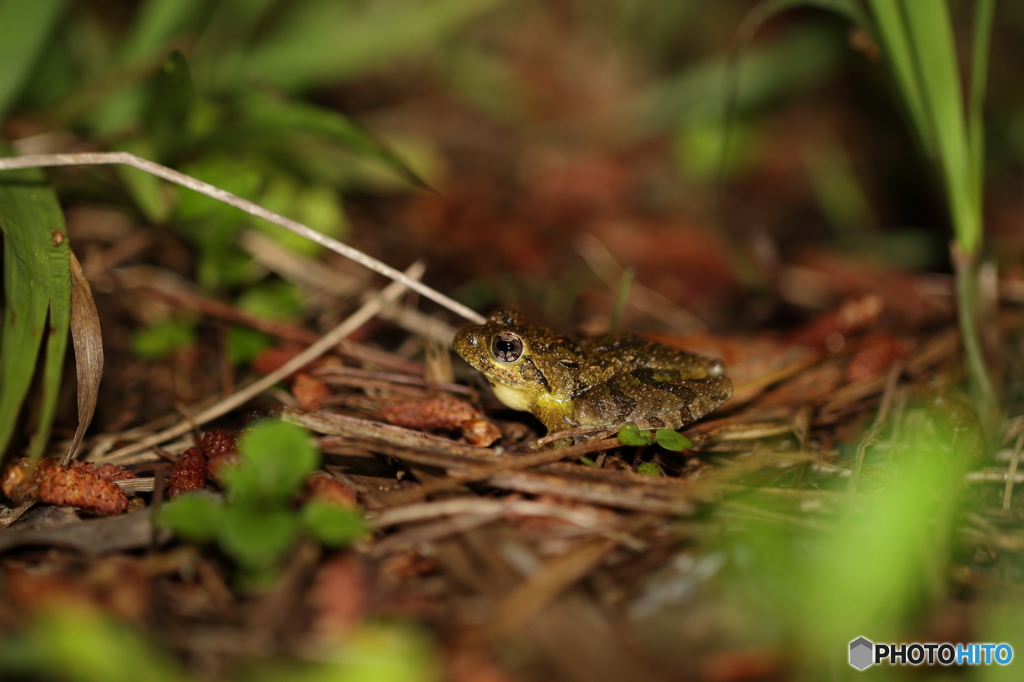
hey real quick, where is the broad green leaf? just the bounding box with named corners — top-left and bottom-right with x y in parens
top-left (617, 424), bottom-right (654, 447)
top-left (0, 158), bottom-right (71, 460)
top-left (0, 0), bottom-right (67, 118)
top-left (301, 501), bottom-right (366, 547)
top-left (219, 506), bottom-right (299, 570)
top-left (156, 493), bottom-right (224, 543)
top-left (654, 429), bottom-right (693, 451)
top-left (225, 420), bottom-right (320, 504)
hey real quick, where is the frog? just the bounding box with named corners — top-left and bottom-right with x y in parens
top-left (453, 309), bottom-right (732, 436)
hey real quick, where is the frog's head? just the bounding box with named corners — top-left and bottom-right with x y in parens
top-left (453, 309), bottom-right (577, 413)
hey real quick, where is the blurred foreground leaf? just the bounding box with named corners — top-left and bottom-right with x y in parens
top-left (0, 604), bottom-right (186, 682)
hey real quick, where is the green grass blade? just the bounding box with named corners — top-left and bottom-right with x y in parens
top-left (903, 0), bottom-right (978, 254)
top-left (0, 0), bottom-right (68, 117)
top-left (969, 0), bottom-right (996, 223)
top-left (0, 160), bottom-right (72, 459)
top-left (866, 0), bottom-right (935, 151)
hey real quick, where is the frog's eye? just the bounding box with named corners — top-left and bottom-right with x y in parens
top-left (491, 332), bottom-right (524, 363)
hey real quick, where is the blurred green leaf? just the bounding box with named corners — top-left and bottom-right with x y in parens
top-left (314, 623), bottom-right (439, 682)
top-left (227, 326), bottom-right (273, 366)
top-left (794, 394), bottom-right (978, 666)
top-left (441, 42), bottom-right (523, 122)
top-left (256, 176), bottom-right (347, 256)
top-left (0, 157), bottom-right (72, 460)
top-left (237, 280), bottom-right (303, 323)
top-left (219, 506), bottom-right (299, 570)
top-left (131, 318), bottom-right (195, 360)
top-left (93, 0), bottom-right (208, 134)
top-left (238, 92), bottom-right (430, 190)
top-left (157, 493), bottom-right (224, 543)
top-left (225, 419), bottom-right (320, 505)
top-left (174, 156), bottom-right (263, 289)
top-left (143, 50), bottom-right (196, 154)
top-left (0, 604), bottom-right (186, 682)
top-left (651, 26), bottom-right (845, 130)
top-left (116, 138), bottom-right (173, 224)
top-left (0, 0), bottom-right (67, 118)
top-left (175, 156), bottom-right (262, 227)
top-left (239, 0), bottom-right (502, 91)
top-left (301, 501), bottom-right (367, 547)
top-left (674, 118), bottom-right (762, 180)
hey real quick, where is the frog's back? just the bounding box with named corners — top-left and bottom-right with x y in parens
top-left (571, 333), bottom-right (731, 430)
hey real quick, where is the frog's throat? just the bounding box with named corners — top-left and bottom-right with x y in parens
top-left (489, 382), bottom-right (573, 419)
top-left (489, 381), bottom-right (541, 413)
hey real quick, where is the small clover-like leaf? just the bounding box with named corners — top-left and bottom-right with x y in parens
top-left (301, 501), bottom-right (367, 547)
top-left (654, 429), bottom-right (693, 451)
top-left (618, 424), bottom-right (655, 446)
top-left (219, 506), bottom-right (298, 570)
top-left (156, 492), bottom-right (224, 543)
top-left (225, 420), bottom-right (319, 504)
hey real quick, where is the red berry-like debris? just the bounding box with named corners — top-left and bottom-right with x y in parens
top-left (167, 447), bottom-right (207, 499)
top-left (202, 429), bottom-right (241, 486)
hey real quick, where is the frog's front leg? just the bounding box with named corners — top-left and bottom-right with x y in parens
top-left (532, 392), bottom-right (578, 433)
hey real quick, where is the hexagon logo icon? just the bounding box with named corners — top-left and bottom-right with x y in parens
top-left (849, 637), bottom-right (874, 670)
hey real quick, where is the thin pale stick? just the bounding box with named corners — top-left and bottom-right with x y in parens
top-left (97, 262), bottom-right (425, 463)
top-left (0, 152), bottom-right (485, 324)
